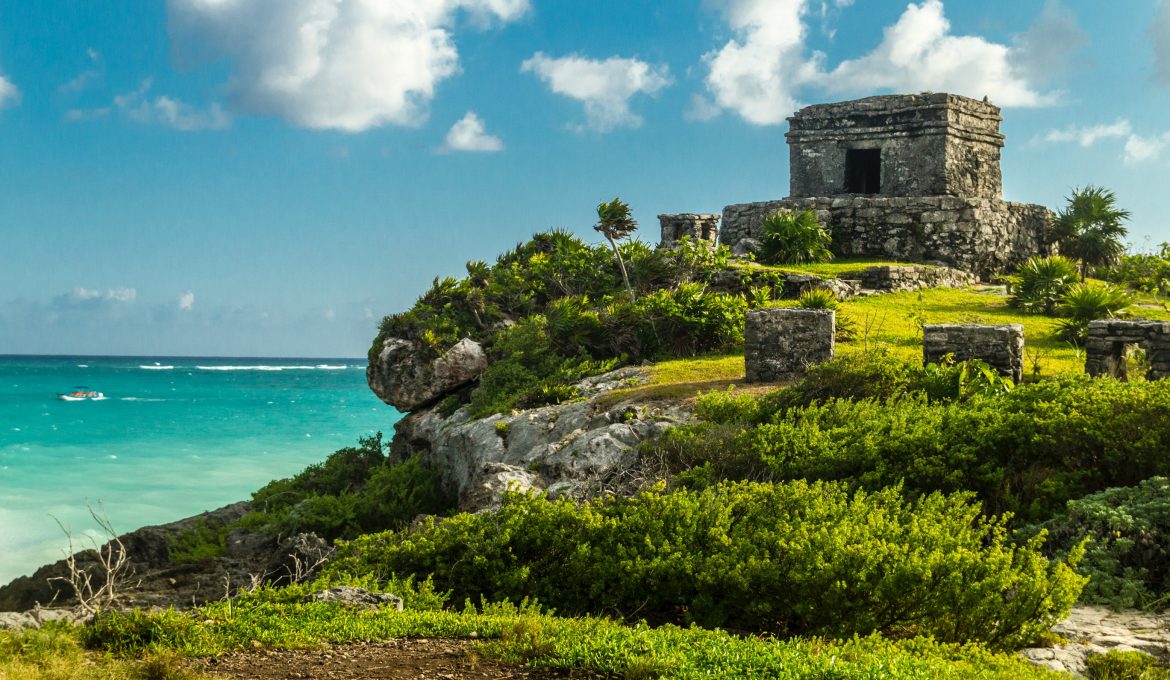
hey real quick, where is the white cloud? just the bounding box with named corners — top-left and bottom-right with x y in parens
top-left (521, 52), bottom-right (671, 132)
top-left (178, 291), bottom-right (195, 311)
top-left (1125, 132), bottom-right (1170, 164)
top-left (60, 49), bottom-right (105, 94)
top-left (1155, 0), bottom-right (1170, 88)
top-left (700, 0), bottom-right (818, 126)
top-left (114, 79), bottom-right (231, 131)
top-left (105, 288), bottom-right (137, 303)
top-left (0, 72), bottom-right (19, 109)
top-left (697, 0), bottom-right (1062, 126)
top-left (166, 0), bottom-right (529, 132)
top-left (1038, 119), bottom-right (1132, 147)
top-left (684, 93), bottom-right (723, 123)
top-left (442, 111), bottom-right (503, 152)
top-left (824, 0), bottom-right (1054, 106)
top-left (54, 287), bottom-right (137, 310)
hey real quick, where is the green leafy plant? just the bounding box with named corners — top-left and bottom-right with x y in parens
top-left (1009, 256), bottom-right (1080, 315)
top-left (1054, 185), bottom-right (1131, 281)
top-left (595, 198), bottom-right (639, 299)
top-left (758, 209), bottom-right (833, 265)
top-left (1055, 283), bottom-right (1132, 344)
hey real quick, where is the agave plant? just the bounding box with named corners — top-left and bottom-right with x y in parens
top-left (1010, 256), bottom-right (1080, 315)
top-left (1055, 283), bottom-right (1132, 343)
top-left (759, 209), bottom-right (833, 265)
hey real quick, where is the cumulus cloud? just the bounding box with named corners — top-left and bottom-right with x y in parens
top-left (114, 79), bottom-right (231, 131)
top-left (700, 0), bottom-right (818, 126)
top-left (442, 111), bottom-right (503, 151)
top-left (824, 0), bottom-right (1054, 106)
top-left (698, 0), bottom-right (1064, 126)
top-left (521, 52), bottom-right (672, 132)
top-left (1037, 119), bottom-right (1132, 147)
top-left (1125, 132), bottom-right (1170, 164)
top-left (1155, 0), bottom-right (1170, 88)
top-left (60, 49), bottom-right (105, 94)
top-left (178, 291), bottom-right (195, 311)
top-left (0, 72), bottom-right (19, 109)
top-left (166, 0), bottom-right (529, 132)
top-left (53, 287), bottom-right (137, 310)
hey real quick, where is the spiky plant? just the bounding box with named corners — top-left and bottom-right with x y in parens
top-left (1009, 256), bottom-right (1080, 315)
top-left (595, 198), bottom-right (638, 298)
top-left (759, 209), bottom-right (833, 265)
top-left (1055, 283), bottom-right (1132, 344)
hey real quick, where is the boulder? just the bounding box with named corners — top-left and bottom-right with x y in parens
top-left (732, 238), bottom-right (762, 258)
top-left (309, 586), bottom-right (403, 612)
top-left (367, 337), bottom-right (488, 412)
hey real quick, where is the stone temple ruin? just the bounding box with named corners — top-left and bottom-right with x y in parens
top-left (717, 93), bottom-right (1056, 278)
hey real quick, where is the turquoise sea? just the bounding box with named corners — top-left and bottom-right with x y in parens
top-left (0, 356), bottom-right (399, 584)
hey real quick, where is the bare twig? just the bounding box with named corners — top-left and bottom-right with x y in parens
top-left (48, 501), bottom-right (133, 615)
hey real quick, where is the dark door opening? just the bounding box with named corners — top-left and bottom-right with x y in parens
top-left (845, 149), bottom-right (881, 194)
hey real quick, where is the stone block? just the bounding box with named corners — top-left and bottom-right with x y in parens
top-left (745, 309), bottom-right (835, 383)
top-left (923, 324), bottom-right (1025, 383)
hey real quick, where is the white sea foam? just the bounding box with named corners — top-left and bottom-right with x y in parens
top-left (120, 397), bottom-right (168, 402)
top-left (139, 364), bottom-right (174, 370)
top-left (196, 364), bottom-right (348, 372)
top-left (76, 364), bottom-right (88, 368)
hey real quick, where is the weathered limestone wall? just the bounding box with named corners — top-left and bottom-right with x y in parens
top-left (859, 265), bottom-right (976, 292)
top-left (721, 196), bottom-right (1054, 278)
top-left (1084, 320), bottom-right (1170, 381)
top-left (745, 309), bottom-right (835, 383)
top-left (923, 324), bottom-right (1025, 383)
top-left (658, 213), bottom-right (720, 249)
top-left (786, 94), bottom-right (1003, 199)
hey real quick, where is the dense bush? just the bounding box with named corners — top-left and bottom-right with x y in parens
top-left (1038, 477), bottom-right (1170, 610)
top-left (326, 481), bottom-right (1084, 649)
top-left (650, 365), bottom-right (1170, 523)
top-left (243, 434), bottom-right (454, 541)
top-left (1009, 255), bottom-right (1079, 314)
top-left (1100, 245), bottom-right (1170, 295)
top-left (758, 209), bottom-right (833, 265)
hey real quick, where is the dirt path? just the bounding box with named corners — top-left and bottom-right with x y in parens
top-left (192, 638), bottom-right (584, 680)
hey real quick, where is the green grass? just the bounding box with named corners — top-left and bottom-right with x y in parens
top-left (595, 354), bottom-right (748, 407)
top-left (64, 595), bottom-right (1059, 680)
top-left (733, 258), bottom-right (932, 278)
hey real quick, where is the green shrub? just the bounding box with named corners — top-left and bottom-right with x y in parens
top-left (1038, 477), bottom-right (1170, 610)
top-left (243, 434), bottom-right (454, 542)
top-left (1100, 248), bottom-right (1170, 295)
top-left (758, 210), bottom-right (833, 265)
top-left (660, 373), bottom-right (1170, 524)
top-left (166, 518), bottom-right (232, 563)
top-left (1055, 283), bottom-right (1132, 344)
top-left (795, 288), bottom-right (838, 310)
top-left (1009, 256), bottom-right (1079, 315)
top-left (1086, 650), bottom-right (1170, 679)
top-left (325, 481), bottom-right (1084, 649)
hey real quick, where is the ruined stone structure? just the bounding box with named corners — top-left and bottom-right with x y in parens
top-left (745, 309), bottom-right (835, 382)
top-left (658, 214), bottom-right (720, 249)
top-left (923, 324), bottom-right (1025, 383)
top-left (1084, 319), bottom-right (1170, 381)
top-left (721, 94), bottom-right (1056, 278)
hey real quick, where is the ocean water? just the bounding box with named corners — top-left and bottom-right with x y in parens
top-left (0, 356), bottom-right (399, 584)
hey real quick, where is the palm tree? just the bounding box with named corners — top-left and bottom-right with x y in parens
top-left (595, 198), bottom-right (638, 298)
top-left (1054, 186), bottom-right (1131, 281)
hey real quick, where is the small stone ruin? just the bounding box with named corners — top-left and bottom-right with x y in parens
top-left (923, 324), bottom-right (1025, 383)
top-left (745, 308), bottom-right (835, 382)
top-left (1084, 319), bottom-right (1170, 381)
top-left (658, 213), bottom-right (720, 249)
top-left (719, 93), bottom-right (1057, 278)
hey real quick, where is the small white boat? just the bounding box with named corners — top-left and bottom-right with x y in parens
top-left (58, 386), bottom-right (106, 401)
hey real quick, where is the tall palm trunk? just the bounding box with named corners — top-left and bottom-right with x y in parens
top-left (606, 235), bottom-right (634, 299)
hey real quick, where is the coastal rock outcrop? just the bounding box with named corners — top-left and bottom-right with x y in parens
top-left (367, 337), bottom-right (488, 412)
top-left (392, 367), bottom-right (693, 512)
top-left (1019, 606), bottom-right (1170, 676)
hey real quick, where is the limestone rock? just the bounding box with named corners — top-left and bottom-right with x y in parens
top-left (731, 237), bottom-right (762, 258)
top-left (309, 586), bottom-right (403, 612)
top-left (367, 337), bottom-right (488, 412)
top-left (392, 367), bottom-right (693, 513)
top-left (1019, 606), bottom-right (1170, 676)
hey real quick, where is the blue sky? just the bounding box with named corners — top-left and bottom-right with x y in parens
top-left (1, 0), bottom-right (1168, 357)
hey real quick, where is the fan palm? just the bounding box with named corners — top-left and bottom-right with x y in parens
top-left (595, 198), bottom-right (638, 298)
top-left (1054, 186), bottom-right (1131, 281)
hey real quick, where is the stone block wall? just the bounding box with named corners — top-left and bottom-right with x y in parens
top-left (745, 309), bottom-right (835, 382)
top-left (658, 214), bottom-right (720, 249)
top-left (786, 94), bottom-right (1003, 200)
top-left (1084, 320), bottom-right (1170, 381)
top-left (923, 324), bottom-right (1025, 383)
top-left (859, 265), bottom-right (976, 292)
top-left (721, 196), bottom-right (1055, 278)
